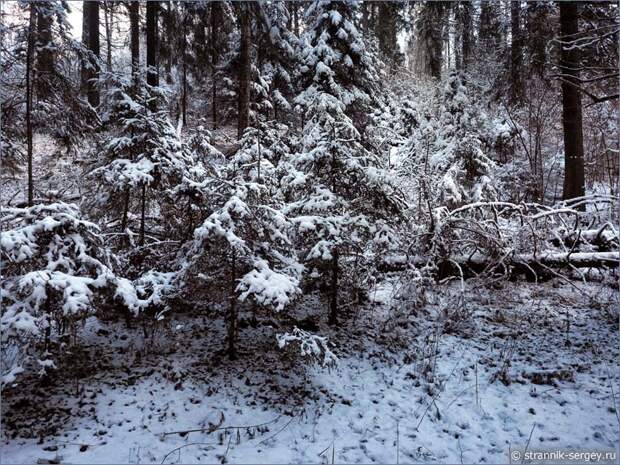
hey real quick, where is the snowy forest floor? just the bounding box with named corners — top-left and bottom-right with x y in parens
top-left (2, 279), bottom-right (619, 464)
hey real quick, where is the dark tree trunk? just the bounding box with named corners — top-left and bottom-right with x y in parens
top-left (461, 1), bottom-right (472, 71)
top-left (83, 0), bottom-right (100, 107)
top-left (328, 249), bottom-right (339, 326)
top-left (146, 0), bottom-right (159, 87)
top-left (26, 6), bottom-right (35, 206)
top-left (194, 6), bottom-right (207, 83)
top-left (212, 80), bottom-right (217, 130)
top-left (164, 1), bottom-right (173, 84)
top-left (211, 2), bottom-right (218, 129)
top-left (559, 2), bottom-right (585, 203)
top-left (128, 1), bottom-right (140, 82)
top-left (36, 6), bottom-right (54, 99)
top-left (425, 2), bottom-right (445, 79)
top-left (479, 1), bottom-right (492, 46)
top-left (103, 1), bottom-right (113, 72)
top-left (179, 10), bottom-right (188, 125)
top-left (227, 249), bottom-right (238, 360)
top-left (139, 184), bottom-right (146, 245)
top-left (237, 3), bottom-right (251, 139)
top-left (361, 1), bottom-right (369, 32)
top-left (121, 189), bottom-right (130, 233)
top-left (479, 0), bottom-right (503, 52)
top-left (182, 24), bottom-right (187, 126)
top-left (527, 2), bottom-right (550, 77)
top-left (510, 1), bottom-right (523, 101)
top-left (293, 2), bottom-right (299, 36)
top-left (377, 2), bottom-right (398, 64)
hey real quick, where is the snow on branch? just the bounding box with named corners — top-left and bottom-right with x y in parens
top-left (277, 327), bottom-right (337, 368)
top-left (237, 260), bottom-right (301, 312)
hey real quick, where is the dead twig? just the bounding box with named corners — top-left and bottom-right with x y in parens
top-left (161, 414), bottom-right (281, 437)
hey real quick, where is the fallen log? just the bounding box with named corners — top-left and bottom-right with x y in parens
top-left (551, 225), bottom-right (619, 252)
top-left (378, 251), bottom-right (619, 281)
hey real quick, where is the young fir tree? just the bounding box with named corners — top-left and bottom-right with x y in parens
top-left (168, 124), bottom-right (225, 241)
top-left (88, 73), bottom-right (194, 247)
top-left (290, 0), bottom-right (404, 326)
top-left (180, 126), bottom-right (302, 359)
top-left (0, 202), bottom-right (141, 385)
top-left (254, 1), bottom-right (298, 122)
top-left (398, 71), bottom-right (497, 213)
top-left (297, 0), bottom-right (380, 128)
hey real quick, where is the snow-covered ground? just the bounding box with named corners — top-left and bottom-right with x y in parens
top-left (2, 280), bottom-right (619, 464)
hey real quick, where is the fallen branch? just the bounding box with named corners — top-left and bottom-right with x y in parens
top-left (161, 415), bottom-right (281, 437)
top-left (160, 442), bottom-right (215, 464)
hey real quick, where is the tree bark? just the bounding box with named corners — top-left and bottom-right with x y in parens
top-left (146, 0), bottom-right (159, 87)
top-left (26, 6), bottom-right (35, 207)
top-left (464, 1), bottom-right (473, 69)
top-left (293, 2), bottom-right (299, 36)
top-left (527, 2), bottom-right (550, 77)
top-left (211, 2), bottom-right (218, 129)
top-left (164, 1), bottom-right (173, 84)
top-left (103, 1), bottom-right (113, 72)
top-left (121, 189), bottom-right (130, 233)
top-left (227, 249), bottom-right (238, 360)
top-left (139, 183), bottom-right (146, 246)
top-left (128, 1), bottom-right (140, 83)
top-left (377, 2), bottom-right (398, 64)
top-left (510, 1), bottom-right (523, 101)
top-left (237, 3), bottom-right (251, 139)
top-left (417, 2), bottom-right (445, 79)
top-left (428, 3), bottom-right (445, 79)
top-left (559, 2), bottom-right (585, 203)
top-left (36, 5), bottom-right (54, 100)
top-left (83, 0), bottom-right (100, 107)
top-left (361, 1), bottom-right (369, 32)
top-left (479, 1), bottom-right (492, 46)
top-left (328, 249), bottom-right (339, 326)
top-left (181, 12), bottom-right (188, 125)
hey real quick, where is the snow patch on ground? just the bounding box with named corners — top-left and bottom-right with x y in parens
top-left (2, 281), bottom-right (618, 464)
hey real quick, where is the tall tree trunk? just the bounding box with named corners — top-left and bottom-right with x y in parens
top-left (237, 3), bottom-right (251, 139)
top-left (182, 18), bottom-right (188, 126)
top-left (510, 1), bottom-right (523, 101)
top-left (328, 249), bottom-right (339, 326)
top-left (211, 2), bottom-right (218, 129)
top-left (26, 6), bottom-right (35, 207)
top-left (121, 189), bottom-right (130, 233)
top-left (83, 0), bottom-right (100, 107)
top-left (139, 184), bottom-right (146, 245)
top-left (128, 1), bottom-right (140, 83)
top-left (164, 1), bottom-right (173, 84)
top-left (479, 1), bottom-right (492, 46)
top-left (377, 2), bottom-right (398, 64)
top-left (293, 2), bottom-right (299, 36)
top-left (104, 1), bottom-right (113, 72)
top-left (80, 4), bottom-right (88, 93)
top-left (417, 2), bottom-right (445, 79)
top-left (559, 2), bottom-right (585, 203)
top-left (146, 0), bottom-right (159, 87)
top-left (227, 249), bottom-right (238, 360)
top-left (461, 0), bottom-right (472, 71)
top-left (212, 81), bottom-right (217, 129)
top-left (36, 5), bottom-right (53, 100)
top-left (361, 1), bottom-right (369, 32)
top-left (527, 2), bottom-right (550, 78)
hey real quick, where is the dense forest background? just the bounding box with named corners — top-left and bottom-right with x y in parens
top-left (0, 1), bottom-right (619, 463)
